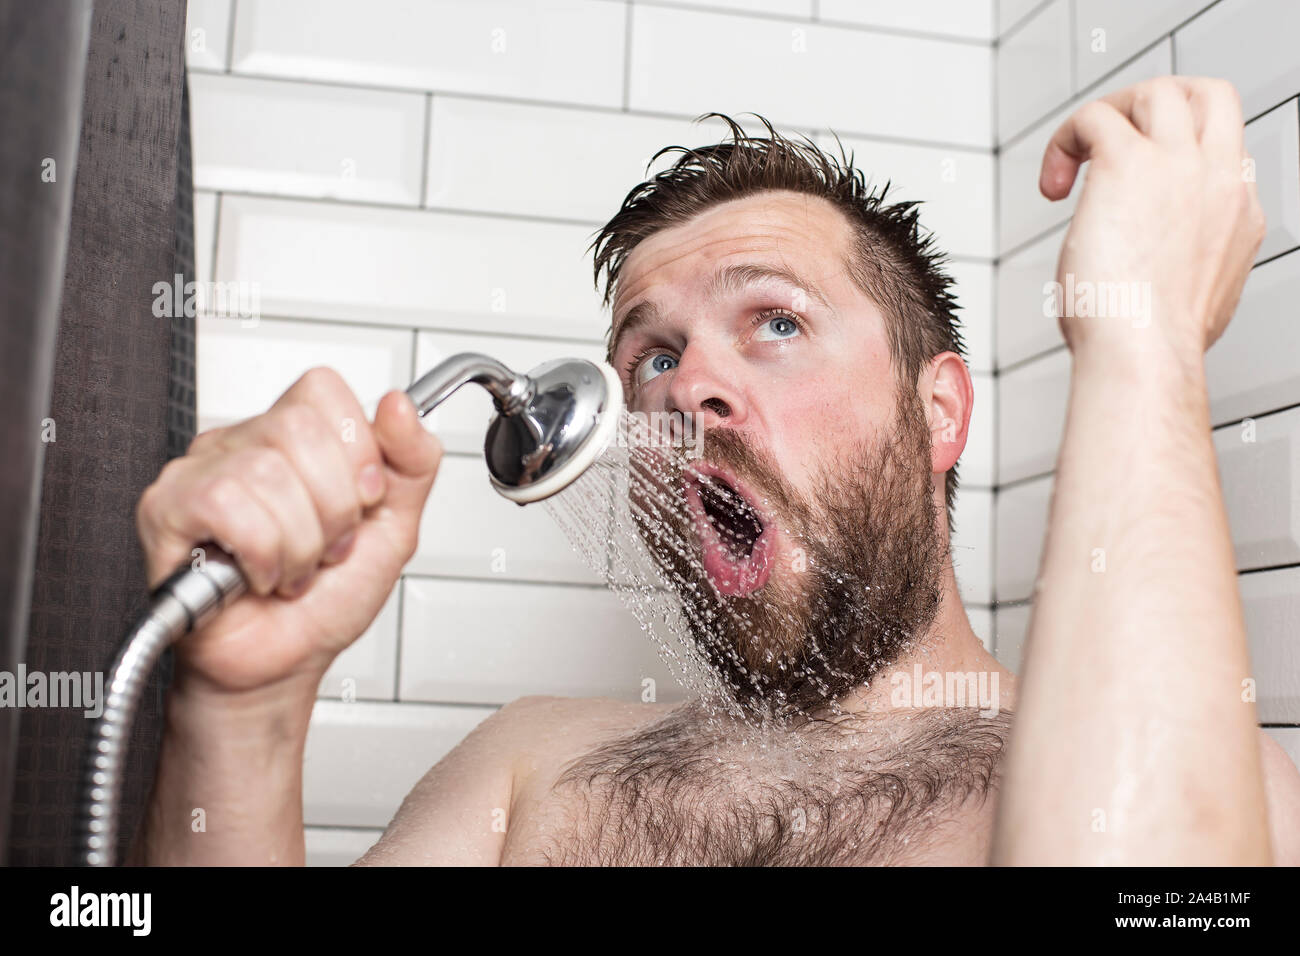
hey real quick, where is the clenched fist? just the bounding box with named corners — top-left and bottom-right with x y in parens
top-left (1041, 76), bottom-right (1266, 363)
top-left (136, 367), bottom-right (443, 697)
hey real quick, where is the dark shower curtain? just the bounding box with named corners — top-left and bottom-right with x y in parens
top-left (0, 0), bottom-right (196, 865)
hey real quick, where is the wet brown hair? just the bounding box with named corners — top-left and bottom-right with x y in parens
top-left (590, 113), bottom-right (967, 526)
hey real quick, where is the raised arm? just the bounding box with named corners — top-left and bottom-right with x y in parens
top-left (991, 77), bottom-right (1272, 865)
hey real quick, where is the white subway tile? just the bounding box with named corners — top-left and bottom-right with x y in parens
top-left (410, 454), bottom-right (603, 586)
top-left (997, 0), bottom-right (1072, 143)
top-left (629, 5), bottom-right (993, 147)
top-left (1214, 406), bottom-right (1300, 571)
top-left (303, 699), bottom-right (496, 827)
top-left (425, 101), bottom-right (805, 223)
top-left (1245, 98), bottom-right (1300, 264)
top-left (997, 347), bottom-right (1070, 484)
top-left (952, 488), bottom-right (993, 604)
top-left (820, 0), bottom-right (995, 40)
top-left (318, 589), bottom-right (400, 701)
top-left (195, 315), bottom-right (412, 432)
top-left (1237, 567), bottom-right (1300, 723)
top-left (999, 0), bottom-right (1046, 36)
top-left (995, 474), bottom-right (1053, 602)
top-left (950, 261), bottom-right (995, 374)
top-left (193, 190), bottom-right (217, 285)
top-left (997, 223), bottom-right (1068, 368)
top-left (1176, 0), bottom-right (1300, 121)
top-left (968, 605), bottom-right (994, 652)
top-left (305, 827), bottom-right (381, 866)
top-left (231, 0), bottom-right (626, 108)
top-left (657, 0), bottom-right (814, 15)
top-left (215, 196), bottom-right (607, 340)
top-left (994, 602), bottom-right (1032, 672)
top-left (412, 331), bottom-right (608, 456)
top-left (194, 315), bottom-right (410, 424)
top-left (815, 134), bottom-right (996, 259)
top-left (399, 577), bottom-right (684, 705)
top-left (189, 73), bottom-right (425, 206)
top-left (185, 0), bottom-right (231, 72)
top-left (1206, 250), bottom-right (1300, 426)
top-left (966, 371), bottom-right (996, 487)
top-left (1073, 0), bottom-right (1208, 91)
top-left (999, 40), bottom-right (1172, 254)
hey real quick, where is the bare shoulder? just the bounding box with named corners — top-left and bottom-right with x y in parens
top-left (1258, 728), bottom-right (1300, 866)
top-left (350, 694), bottom-right (671, 866)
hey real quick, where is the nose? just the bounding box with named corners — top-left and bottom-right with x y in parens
top-left (665, 341), bottom-right (748, 429)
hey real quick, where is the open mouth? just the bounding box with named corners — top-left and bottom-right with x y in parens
top-left (685, 465), bottom-right (773, 596)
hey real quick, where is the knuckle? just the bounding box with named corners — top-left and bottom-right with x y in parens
top-left (277, 401), bottom-right (325, 440)
top-left (185, 427), bottom-right (224, 456)
top-left (243, 445), bottom-right (291, 487)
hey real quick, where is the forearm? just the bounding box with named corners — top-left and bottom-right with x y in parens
top-left (128, 670), bottom-right (321, 866)
top-left (993, 345), bottom-right (1270, 864)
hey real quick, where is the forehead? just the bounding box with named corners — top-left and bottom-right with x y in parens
top-left (610, 190), bottom-right (856, 320)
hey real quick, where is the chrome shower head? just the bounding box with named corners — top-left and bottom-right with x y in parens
top-left (406, 352), bottom-right (623, 504)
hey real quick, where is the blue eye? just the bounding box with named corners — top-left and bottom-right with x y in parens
top-left (755, 314), bottom-right (801, 342)
top-left (635, 352), bottom-right (678, 385)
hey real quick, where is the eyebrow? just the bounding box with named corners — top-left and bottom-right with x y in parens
top-left (609, 262), bottom-right (833, 359)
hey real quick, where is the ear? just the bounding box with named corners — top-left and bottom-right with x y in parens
top-left (919, 351), bottom-right (973, 479)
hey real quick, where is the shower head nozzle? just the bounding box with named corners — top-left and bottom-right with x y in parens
top-left (404, 352), bottom-right (623, 506)
top-left (484, 357), bottom-right (624, 505)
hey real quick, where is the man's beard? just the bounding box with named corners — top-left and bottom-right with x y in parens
top-left (629, 388), bottom-right (947, 719)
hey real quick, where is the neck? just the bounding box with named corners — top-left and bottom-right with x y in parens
top-left (834, 558), bottom-right (1018, 719)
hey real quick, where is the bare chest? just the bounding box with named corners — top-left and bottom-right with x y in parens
top-left (501, 708), bottom-right (1011, 866)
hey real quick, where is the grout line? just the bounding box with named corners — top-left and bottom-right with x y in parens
top-left (621, 1), bottom-right (633, 111)
top-left (206, 309), bottom-right (609, 348)
top-left (392, 577), bottom-right (405, 703)
top-left (418, 93), bottom-right (432, 208)
top-left (224, 0), bottom-right (237, 72)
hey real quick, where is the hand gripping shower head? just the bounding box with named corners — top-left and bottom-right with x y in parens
top-left (81, 352), bottom-right (623, 865)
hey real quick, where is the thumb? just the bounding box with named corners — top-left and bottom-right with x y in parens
top-left (370, 389), bottom-right (443, 515)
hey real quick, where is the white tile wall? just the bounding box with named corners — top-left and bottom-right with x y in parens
top-left (997, 346), bottom-right (1070, 484)
top-left (997, 0), bottom-right (1072, 144)
top-left (966, 371), bottom-right (997, 487)
top-left (1205, 250), bottom-right (1300, 426)
top-left (816, 134), bottom-right (995, 259)
top-left (998, 40), bottom-right (1173, 254)
top-left (231, 0), bottom-right (627, 108)
top-left (399, 577), bottom-right (684, 705)
top-left (425, 102), bottom-right (805, 223)
top-left (950, 261), bottom-right (996, 374)
top-left (998, 0), bottom-right (1048, 37)
top-left (1175, 0), bottom-right (1300, 120)
top-left (995, 474), bottom-right (1053, 603)
top-left (318, 589), bottom-right (400, 701)
top-left (303, 700), bottom-right (495, 827)
top-left (1245, 98), bottom-right (1300, 264)
top-left (628, 5), bottom-right (994, 147)
top-left (952, 488), bottom-right (993, 604)
top-left (997, 223), bottom-right (1068, 368)
top-left (819, 0), bottom-right (995, 40)
top-left (1073, 0), bottom-right (1209, 91)
top-left (189, 73), bottom-right (426, 205)
top-left (1214, 407), bottom-right (1300, 572)
top-left (1238, 567), bottom-right (1300, 723)
top-left (215, 195), bottom-right (606, 339)
top-left (305, 827), bottom-right (381, 867)
top-left (184, 0), bottom-right (231, 72)
top-left (195, 314), bottom-right (412, 431)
